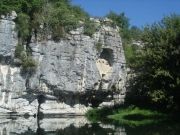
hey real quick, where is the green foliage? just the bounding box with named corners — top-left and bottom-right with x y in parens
top-left (86, 106), bottom-right (167, 127)
top-left (127, 14), bottom-right (180, 111)
top-left (108, 106), bottom-right (167, 127)
top-left (1, 0), bottom-right (88, 73)
top-left (123, 44), bottom-right (140, 67)
top-left (21, 56), bottom-right (37, 72)
top-left (0, 0), bottom-right (21, 14)
top-left (130, 26), bottom-right (143, 40)
top-left (0, 0), bottom-right (88, 41)
top-left (107, 11), bottom-right (129, 29)
top-left (86, 107), bottom-right (112, 122)
top-left (95, 42), bottom-right (102, 52)
top-left (15, 44), bottom-right (24, 58)
top-left (37, 0), bottom-right (88, 40)
top-left (16, 13), bottom-right (30, 41)
top-left (84, 19), bottom-right (97, 37)
top-left (47, 1), bottom-right (83, 40)
top-left (106, 12), bottom-right (143, 45)
top-left (107, 11), bottom-right (131, 40)
top-left (14, 44), bottom-right (37, 72)
top-left (106, 12), bottom-right (143, 68)
top-left (0, 0), bottom-right (44, 15)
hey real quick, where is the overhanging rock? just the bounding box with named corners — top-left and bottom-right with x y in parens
top-left (0, 13), bottom-right (126, 115)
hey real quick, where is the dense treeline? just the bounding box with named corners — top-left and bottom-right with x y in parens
top-left (126, 15), bottom-right (180, 112)
top-left (107, 12), bottom-right (180, 112)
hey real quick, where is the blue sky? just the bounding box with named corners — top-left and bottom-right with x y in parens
top-left (71, 0), bottom-right (180, 27)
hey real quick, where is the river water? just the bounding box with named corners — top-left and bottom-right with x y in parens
top-left (0, 116), bottom-right (179, 135)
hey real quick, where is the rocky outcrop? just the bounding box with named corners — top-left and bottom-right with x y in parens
top-left (0, 12), bottom-right (17, 58)
top-left (0, 12), bottom-right (126, 115)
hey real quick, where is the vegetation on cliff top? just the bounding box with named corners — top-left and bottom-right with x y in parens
top-left (106, 11), bottom-right (142, 67)
top-left (0, 0), bottom-right (90, 42)
top-left (0, 0), bottom-right (91, 71)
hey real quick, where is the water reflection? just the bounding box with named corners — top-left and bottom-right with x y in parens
top-left (0, 116), bottom-right (126, 135)
top-left (0, 116), bottom-right (179, 135)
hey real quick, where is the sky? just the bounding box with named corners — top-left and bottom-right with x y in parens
top-left (71, 0), bottom-right (180, 27)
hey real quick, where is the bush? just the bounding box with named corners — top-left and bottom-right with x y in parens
top-left (84, 20), bottom-right (97, 37)
top-left (106, 11), bottom-right (129, 30)
top-left (22, 56), bottom-right (37, 72)
top-left (86, 107), bottom-right (113, 122)
top-left (15, 13), bottom-right (30, 42)
top-left (123, 43), bottom-right (140, 67)
top-left (1, 0), bottom-right (89, 41)
top-left (0, 0), bottom-right (21, 15)
top-left (95, 42), bottom-right (102, 52)
top-left (14, 44), bottom-right (37, 72)
top-left (128, 14), bottom-right (180, 111)
top-left (15, 44), bottom-right (24, 58)
top-left (86, 106), bottom-right (167, 127)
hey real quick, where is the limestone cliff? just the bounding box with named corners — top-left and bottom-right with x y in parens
top-left (0, 13), bottom-right (126, 115)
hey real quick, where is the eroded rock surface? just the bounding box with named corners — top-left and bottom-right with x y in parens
top-left (0, 13), bottom-right (126, 115)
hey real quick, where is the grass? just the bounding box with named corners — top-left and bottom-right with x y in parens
top-left (108, 106), bottom-right (167, 127)
top-left (85, 107), bottom-right (112, 123)
top-left (86, 105), bottom-right (168, 127)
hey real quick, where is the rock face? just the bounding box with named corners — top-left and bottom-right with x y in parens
top-left (0, 13), bottom-right (126, 115)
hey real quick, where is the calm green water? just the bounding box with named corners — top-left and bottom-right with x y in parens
top-left (0, 116), bottom-right (179, 135)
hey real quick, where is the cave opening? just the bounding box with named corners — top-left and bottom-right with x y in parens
top-left (37, 94), bottom-right (46, 104)
top-left (96, 48), bottom-right (114, 78)
top-left (99, 48), bottom-right (114, 66)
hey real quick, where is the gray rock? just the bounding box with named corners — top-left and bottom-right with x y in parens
top-left (0, 15), bottom-right (127, 115)
top-left (0, 18), bottom-right (17, 57)
top-left (11, 11), bottom-right (17, 20)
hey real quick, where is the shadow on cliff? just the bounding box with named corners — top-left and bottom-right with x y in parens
top-left (52, 89), bottom-right (115, 107)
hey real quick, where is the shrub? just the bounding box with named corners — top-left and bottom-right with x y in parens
top-left (84, 20), bottom-right (97, 37)
top-left (1, 0), bottom-right (89, 41)
top-left (123, 43), bottom-right (139, 67)
top-left (15, 44), bottom-right (24, 58)
top-left (22, 56), bottom-right (37, 72)
top-left (14, 44), bottom-right (37, 72)
top-left (127, 15), bottom-right (180, 111)
top-left (15, 13), bottom-right (30, 42)
top-left (95, 42), bottom-right (102, 52)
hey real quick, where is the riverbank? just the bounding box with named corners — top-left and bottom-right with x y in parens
top-left (86, 105), bottom-right (178, 127)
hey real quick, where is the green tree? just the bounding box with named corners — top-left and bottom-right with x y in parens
top-left (83, 19), bottom-right (97, 37)
top-left (127, 15), bottom-right (180, 111)
top-left (107, 11), bottom-right (130, 40)
top-left (107, 11), bottom-right (129, 29)
top-left (130, 26), bottom-right (142, 40)
top-left (16, 13), bottom-right (30, 42)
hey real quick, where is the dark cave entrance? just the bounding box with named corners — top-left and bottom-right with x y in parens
top-left (37, 94), bottom-right (46, 105)
top-left (99, 48), bottom-right (114, 66)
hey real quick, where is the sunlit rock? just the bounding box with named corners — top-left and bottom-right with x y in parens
top-left (0, 12), bottom-right (126, 115)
